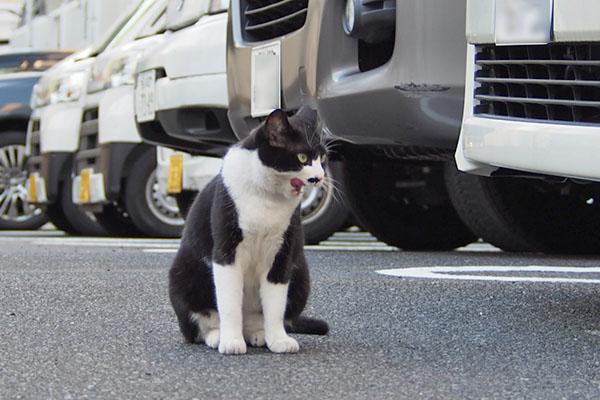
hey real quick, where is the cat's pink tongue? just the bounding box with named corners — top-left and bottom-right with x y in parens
top-left (290, 178), bottom-right (305, 195)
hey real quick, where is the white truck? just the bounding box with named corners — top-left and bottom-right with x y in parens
top-left (26, 0), bottom-right (171, 236)
top-left (136, 0), bottom-right (352, 244)
top-left (450, 0), bottom-right (600, 253)
top-left (69, 0), bottom-right (181, 237)
top-left (134, 0), bottom-right (231, 220)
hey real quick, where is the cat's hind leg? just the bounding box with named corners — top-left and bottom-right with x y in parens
top-left (169, 290), bottom-right (200, 343)
top-left (190, 310), bottom-right (220, 348)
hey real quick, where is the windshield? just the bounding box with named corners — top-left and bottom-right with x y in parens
top-left (88, 0), bottom-right (145, 57)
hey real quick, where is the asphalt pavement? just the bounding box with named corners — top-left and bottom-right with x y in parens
top-left (2, 231), bottom-right (600, 399)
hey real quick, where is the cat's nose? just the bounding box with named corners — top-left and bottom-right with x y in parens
top-left (308, 176), bottom-right (322, 184)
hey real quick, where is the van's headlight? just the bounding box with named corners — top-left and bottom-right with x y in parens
top-left (87, 52), bottom-right (141, 94)
top-left (50, 71), bottom-right (86, 104)
top-left (30, 82), bottom-right (48, 108)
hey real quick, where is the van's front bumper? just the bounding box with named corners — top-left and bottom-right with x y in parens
top-left (72, 86), bottom-right (146, 209)
top-left (456, 1), bottom-right (600, 182)
top-left (25, 102), bottom-right (82, 205)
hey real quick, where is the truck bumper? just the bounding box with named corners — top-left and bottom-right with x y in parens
top-left (135, 73), bottom-right (235, 156)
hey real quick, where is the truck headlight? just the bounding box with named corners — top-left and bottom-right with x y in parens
top-left (87, 52), bottom-right (141, 94)
top-left (50, 70), bottom-right (86, 104)
top-left (31, 82), bottom-right (48, 108)
top-left (342, 0), bottom-right (396, 43)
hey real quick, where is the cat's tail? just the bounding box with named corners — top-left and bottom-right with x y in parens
top-left (287, 316), bottom-right (329, 335)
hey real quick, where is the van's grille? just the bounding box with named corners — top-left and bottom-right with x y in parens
top-left (474, 44), bottom-right (600, 124)
top-left (75, 108), bottom-right (100, 173)
top-left (241, 0), bottom-right (308, 42)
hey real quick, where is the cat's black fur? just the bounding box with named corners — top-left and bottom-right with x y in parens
top-left (169, 107), bottom-right (329, 348)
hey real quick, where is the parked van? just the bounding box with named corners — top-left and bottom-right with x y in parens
top-left (226, 0), bottom-right (474, 249)
top-left (26, 0), bottom-right (171, 236)
top-left (450, 0), bottom-right (600, 254)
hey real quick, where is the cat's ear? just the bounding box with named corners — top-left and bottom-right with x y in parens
top-left (264, 109), bottom-right (292, 147)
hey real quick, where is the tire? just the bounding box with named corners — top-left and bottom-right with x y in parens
top-left (445, 163), bottom-right (600, 254)
top-left (342, 155), bottom-right (477, 251)
top-left (45, 174), bottom-right (107, 236)
top-left (301, 161), bottom-right (352, 244)
top-left (124, 149), bottom-right (184, 238)
top-left (94, 202), bottom-right (144, 237)
top-left (0, 131), bottom-right (48, 230)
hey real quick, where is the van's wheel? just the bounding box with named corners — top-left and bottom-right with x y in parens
top-left (94, 201), bottom-right (143, 237)
top-left (45, 181), bottom-right (107, 236)
top-left (445, 163), bottom-right (600, 254)
top-left (0, 131), bottom-right (48, 230)
top-left (343, 156), bottom-right (476, 250)
top-left (124, 149), bottom-right (184, 238)
top-left (43, 166), bottom-right (107, 235)
top-left (301, 161), bottom-right (352, 244)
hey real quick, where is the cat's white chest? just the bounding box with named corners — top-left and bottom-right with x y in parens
top-left (221, 147), bottom-right (299, 235)
top-left (237, 193), bottom-right (293, 234)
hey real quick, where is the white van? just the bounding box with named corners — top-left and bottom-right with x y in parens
top-left (68, 0), bottom-right (184, 237)
top-left (449, 0), bottom-right (600, 254)
top-left (134, 0), bottom-right (230, 218)
top-left (26, 0), bottom-right (164, 235)
top-left (135, 0), bottom-right (352, 244)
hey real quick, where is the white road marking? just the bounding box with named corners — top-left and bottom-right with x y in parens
top-left (0, 230), bottom-right (500, 252)
top-left (35, 237), bottom-right (180, 248)
top-left (377, 266), bottom-right (600, 284)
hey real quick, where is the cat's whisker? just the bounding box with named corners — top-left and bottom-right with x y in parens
top-left (322, 175), bottom-right (344, 204)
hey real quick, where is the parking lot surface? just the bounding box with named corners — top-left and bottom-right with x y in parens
top-left (2, 231), bottom-right (600, 399)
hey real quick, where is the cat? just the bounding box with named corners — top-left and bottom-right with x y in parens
top-left (169, 107), bottom-right (329, 355)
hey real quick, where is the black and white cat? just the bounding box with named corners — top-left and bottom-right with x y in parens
top-left (169, 107), bottom-right (329, 355)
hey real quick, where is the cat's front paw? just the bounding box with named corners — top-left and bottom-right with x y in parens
top-left (218, 337), bottom-right (247, 355)
top-left (267, 336), bottom-right (299, 354)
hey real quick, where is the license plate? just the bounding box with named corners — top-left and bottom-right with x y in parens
top-left (495, 0), bottom-right (552, 45)
top-left (251, 41), bottom-right (281, 117)
top-left (167, 154), bottom-right (184, 194)
top-left (79, 169), bottom-right (91, 203)
top-left (135, 69), bottom-right (156, 123)
top-left (28, 173), bottom-right (37, 202)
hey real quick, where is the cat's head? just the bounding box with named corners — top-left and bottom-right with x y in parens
top-left (242, 107), bottom-right (327, 198)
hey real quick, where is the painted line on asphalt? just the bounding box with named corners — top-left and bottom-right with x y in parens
top-left (377, 266), bottom-right (600, 284)
top-left (0, 232), bottom-right (501, 253)
top-left (144, 248), bottom-right (178, 253)
top-left (34, 237), bottom-right (180, 248)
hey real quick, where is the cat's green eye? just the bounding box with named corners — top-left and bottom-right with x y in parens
top-left (321, 154), bottom-right (327, 163)
top-left (297, 153), bottom-right (308, 163)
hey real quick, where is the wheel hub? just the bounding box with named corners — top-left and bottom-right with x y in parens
top-left (0, 144), bottom-right (42, 223)
top-left (144, 169), bottom-right (184, 226)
